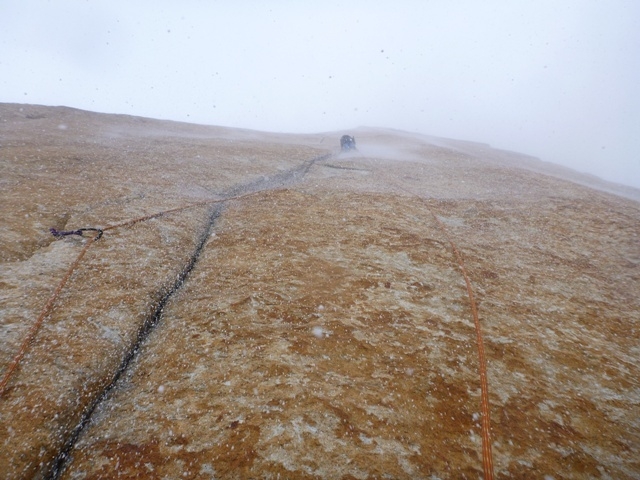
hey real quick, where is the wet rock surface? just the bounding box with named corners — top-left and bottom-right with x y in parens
top-left (1, 104), bottom-right (639, 479)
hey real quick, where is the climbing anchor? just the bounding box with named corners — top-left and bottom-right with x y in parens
top-left (50, 227), bottom-right (104, 240)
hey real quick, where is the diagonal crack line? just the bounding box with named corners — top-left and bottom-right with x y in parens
top-left (226, 152), bottom-right (332, 197)
top-left (48, 203), bottom-right (224, 479)
top-left (47, 152), bottom-right (331, 479)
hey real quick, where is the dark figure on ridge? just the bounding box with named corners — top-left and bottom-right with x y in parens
top-left (340, 135), bottom-right (356, 151)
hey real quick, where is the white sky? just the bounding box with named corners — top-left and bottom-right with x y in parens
top-left (1, 0), bottom-right (639, 188)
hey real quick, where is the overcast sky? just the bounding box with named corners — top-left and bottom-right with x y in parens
top-left (1, 1), bottom-right (639, 188)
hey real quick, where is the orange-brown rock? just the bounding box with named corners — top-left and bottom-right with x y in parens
top-left (1, 104), bottom-right (639, 479)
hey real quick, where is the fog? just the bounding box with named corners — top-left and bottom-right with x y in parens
top-left (1, 1), bottom-right (639, 188)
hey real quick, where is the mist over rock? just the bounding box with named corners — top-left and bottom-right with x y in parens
top-left (1, 104), bottom-right (639, 479)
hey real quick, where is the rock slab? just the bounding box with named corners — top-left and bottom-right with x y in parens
top-left (1, 104), bottom-right (639, 479)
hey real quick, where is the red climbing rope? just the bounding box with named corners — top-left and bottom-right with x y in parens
top-left (0, 192), bottom-right (262, 397)
top-left (0, 230), bottom-right (101, 396)
top-left (1, 180), bottom-right (495, 479)
top-left (1, 151), bottom-right (332, 397)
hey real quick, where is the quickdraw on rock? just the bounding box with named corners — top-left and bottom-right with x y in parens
top-left (50, 227), bottom-right (104, 240)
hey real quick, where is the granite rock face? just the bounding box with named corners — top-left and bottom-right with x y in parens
top-left (1, 104), bottom-right (639, 479)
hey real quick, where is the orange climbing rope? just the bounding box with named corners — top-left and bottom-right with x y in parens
top-left (1, 178), bottom-right (495, 478)
top-left (388, 184), bottom-right (494, 479)
top-left (430, 210), bottom-right (494, 480)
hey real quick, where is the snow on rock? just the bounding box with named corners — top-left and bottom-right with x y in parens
top-left (1, 104), bottom-right (639, 479)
